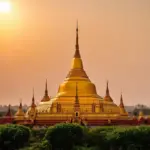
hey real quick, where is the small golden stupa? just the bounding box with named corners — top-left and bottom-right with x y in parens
top-left (15, 24), bottom-right (129, 125)
top-left (14, 101), bottom-right (25, 122)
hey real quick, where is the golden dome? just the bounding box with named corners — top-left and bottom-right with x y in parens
top-left (57, 80), bottom-right (100, 98)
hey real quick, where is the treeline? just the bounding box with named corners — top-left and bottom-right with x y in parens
top-left (1, 124), bottom-right (150, 150)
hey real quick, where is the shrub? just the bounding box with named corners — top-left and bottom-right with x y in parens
top-left (0, 124), bottom-right (31, 150)
top-left (32, 128), bottom-right (47, 141)
top-left (45, 123), bottom-right (84, 150)
top-left (87, 126), bottom-right (115, 149)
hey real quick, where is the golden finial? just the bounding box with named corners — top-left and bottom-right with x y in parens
top-left (32, 88), bottom-right (35, 103)
top-left (106, 80), bottom-right (110, 96)
top-left (74, 21), bottom-right (81, 58)
top-left (33, 87), bottom-right (34, 97)
top-left (45, 79), bottom-right (48, 96)
top-left (119, 93), bottom-right (124, 108)
top-left (19, 99), bottom-right (22, 109)
top-left (31, 88), bottom-right (36, 107)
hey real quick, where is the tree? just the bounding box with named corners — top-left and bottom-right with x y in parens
top-left (45, 123), bottom-right (84, 150)
top-left (0, 124), bottom-right (31, 150)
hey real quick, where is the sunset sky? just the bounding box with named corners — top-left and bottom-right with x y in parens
top-left (0, 0), bottom-right (150, 106)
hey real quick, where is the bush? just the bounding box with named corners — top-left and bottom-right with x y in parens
top-left (31, 128), bottom-right (47, 141)
top-left (45, 123), bottom-right (84, 150)
top-left (2, 124), bottom-right (150, 150)
top-left (0, 124), bottom-right (31, 150)
top-left (21, 140), bottom-right (51, 150)
top-left (106, 126), bottom-right (150, 150)
top-left (87, 126), bottom-right (115, 149)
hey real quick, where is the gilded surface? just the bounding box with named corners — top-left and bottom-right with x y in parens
top-left (15, 26), bottom-right (129, 123)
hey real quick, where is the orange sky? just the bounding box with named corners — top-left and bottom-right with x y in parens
top-left (0, 0), bottom-right (150, 106)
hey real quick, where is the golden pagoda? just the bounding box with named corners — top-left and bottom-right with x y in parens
top-left (26, 89), bottom-right (37, 122)
top-left (15, 24), bottom-right (130, 126)
top-left (14, 101), bottom-right (25, 123)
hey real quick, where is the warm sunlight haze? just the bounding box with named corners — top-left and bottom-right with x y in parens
top-left (0, 1), bottom-right (11, 13)
top-left (0, 0), bottom-right (150, 106)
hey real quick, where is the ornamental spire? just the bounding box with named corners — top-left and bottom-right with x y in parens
top-left (6, 104), bottom-right (12, 117)
top-left (41, 79), bottom-right (50, 102)
top-left (119, 93), bottom-right (124, 108)
top-left (31, 88), bottom-right (36, 107)
top-left (19, 100), bottom-right (22, 109)
top-left (104, 81), bottom-right (113, 102)
top-left (32, 88), bottom-right (35, 102)
top-left (106, 80), bottom-right (110, 96)
top-left (74, 21), bottom-right (81, 58)
top-left (45, 79), bottom-right (48, 96)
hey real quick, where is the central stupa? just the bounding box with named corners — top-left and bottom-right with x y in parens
top-left (55, 24), bottom-right (101, 100)
top-left (15, 24), bottom-right (128, 125)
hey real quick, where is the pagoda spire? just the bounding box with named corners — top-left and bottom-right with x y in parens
top-left (41, 79), bottom-right (50, 102)
top-left (106, 80), bottom-right (110, 96)
top-left (6, 104), bottom-right (12, 117)
top-left (66, 22), bottom-right (88, 78)
top-left (119, 93), bottom-right (128, 115)
top-left (31, 88), bottom-right (36, 107)
top-left (104, 80), bottom-right (113, 102)
top-left (45, 79), bottom-right (48, 96)
top-left (119, 93), bottom-right (124, 108)
top-left (19, 100), bottom-right (22, 109)
top-left (74, 21), bottom-right (81, 58)
top-left (32, 88), bottom-right (35, 102)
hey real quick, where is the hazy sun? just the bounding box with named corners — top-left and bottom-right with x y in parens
top-left (0, 1), bottom-right (11, 13)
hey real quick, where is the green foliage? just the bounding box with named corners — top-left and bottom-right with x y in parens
top-left (86, 126), bottom-right (150, 150)
top-left (39, 140), bottom-right (52, 150)
top-left (21, 140), bottom-right (51, 150)
top-left (72, 146), bottom-right (99, 150)
top-left (45, 123), bottom-right (85, 150)
top-left (2, 124), bottom-right (150, 150)
top-left (87, 126), bottom-right (115, 149)
top-left (0, 124), bottom-right (31, 150)
top-left (31, 128), bottom-right (47, 140)
top-left (105, 126), bottom-right (150, 150)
